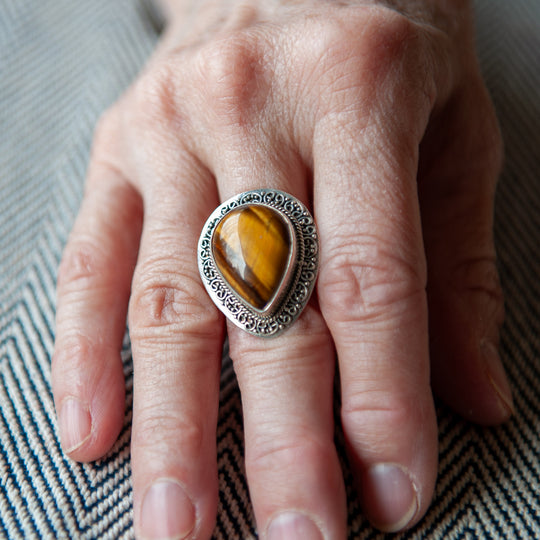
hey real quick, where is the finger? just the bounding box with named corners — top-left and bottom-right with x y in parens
top-left (53, 141), bottom-right (143, 461)
top-left (315, 127), bottom-right (437, 532)
top-left (128, 155), bottom-right (223, 540)
top-left (418, 81), bottom-right (512, 424)
top-left (196, 39), bottom-right (347, 533)
top-left (229, 310), bottom-right (346, 540)
top-left (216, 161), bottom-right (346, 538)
top-left (312, 20), bottom-right (441, 531)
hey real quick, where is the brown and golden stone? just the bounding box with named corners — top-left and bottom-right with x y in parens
top-left (212, 204), bottom-right (292, 311)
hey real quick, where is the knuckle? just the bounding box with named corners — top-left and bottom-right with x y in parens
top-left (52, 332), bottom-right (94, 373)
top-left (338, 6), bottom-right (416, 60)
top-left (310, 7), bottom-right (432, 118)
top-left (451, 256), bottom-right (502, 299)
top-left (129, 271), bottom-right (222, 340)
top-left (130, 60), bottom-right (186, 133)
top-left (341, 391), bottom-right (418, 454)
top-left (195, 33), bottom-right (266, 124)
top-left (246, 431), bottom-right (331, 477)
top-left (319, 236), bottom-right (426, 325)
top-left (52, 331), bottom-right (118, 393)
top-left (58, 240), bottom-right (109, 292)
top-left (359, 6), bottom-right (421, 64)
top-left (450, 256), bottom-right (505, 326)
top-left (133, 410), bottom-right (204, 457)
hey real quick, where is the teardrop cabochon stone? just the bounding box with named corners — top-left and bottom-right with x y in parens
top-left (212, 204), bottom-right (297, 313)
top-left (198, 189), bottom-right (319, 338)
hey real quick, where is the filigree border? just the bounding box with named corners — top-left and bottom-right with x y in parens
top-left (198, 189), bottom-right (319, 337)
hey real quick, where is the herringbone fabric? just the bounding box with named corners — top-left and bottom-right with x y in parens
top-left (0, 0), bottom-right (538, 538)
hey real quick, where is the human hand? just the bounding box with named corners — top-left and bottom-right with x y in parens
top-left (52, 0), bottom-right (512, 537)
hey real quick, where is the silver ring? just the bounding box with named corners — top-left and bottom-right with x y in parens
top-left (197, 189), bottom-right (319, 338)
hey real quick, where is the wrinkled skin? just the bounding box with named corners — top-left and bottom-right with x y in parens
top-left (52, 0), bottom-right (511, 538)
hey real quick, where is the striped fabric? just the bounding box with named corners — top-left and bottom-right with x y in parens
top-left (0, 0), bottom-right (538, 538)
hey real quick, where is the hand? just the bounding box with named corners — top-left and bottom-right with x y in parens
top-left (52, 0), bottom-right (511, 537)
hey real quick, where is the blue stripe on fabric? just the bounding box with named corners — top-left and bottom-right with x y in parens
top-left (0, 365), bottom-right (47, 538)
top-left (2, 338), bottom-right (73, 537)
top-left (0, 397), bottom-right (27, 538)
top-left (7, 329), bottom-right (133, 536)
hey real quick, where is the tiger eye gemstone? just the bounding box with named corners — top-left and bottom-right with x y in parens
top-left (212, 204), bottom-right (292, 311)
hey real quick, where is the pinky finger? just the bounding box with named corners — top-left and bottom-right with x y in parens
top-left (53, 159), bottom-right (142, 462)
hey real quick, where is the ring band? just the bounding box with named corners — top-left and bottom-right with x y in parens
top-left (198, 189), bottom-right (319, 338)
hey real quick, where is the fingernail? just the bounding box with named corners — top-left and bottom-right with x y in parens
top-left (481, 340), bottom-right (515, 418)
top-left (141, 480), bottom-right (195, 540)
top-left (59, 398), bottom-right (92, 453)
top-left (267, 512), bottom-right (323, 540)
top-left (363, 463), bottom-right (418, 532)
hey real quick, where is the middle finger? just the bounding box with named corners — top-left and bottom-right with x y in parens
top-left (206, 102), bottom-right (346, 540)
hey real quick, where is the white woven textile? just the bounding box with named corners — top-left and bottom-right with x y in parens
top-left (0, 0), bottom-right (539, 537)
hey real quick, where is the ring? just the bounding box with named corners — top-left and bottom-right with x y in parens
top-left (198, 189), bottom-right (319, 338)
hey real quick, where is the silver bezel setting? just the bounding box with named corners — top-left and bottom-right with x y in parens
top-left (198, 189), bottom-right (319, 338)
